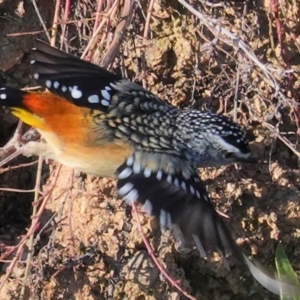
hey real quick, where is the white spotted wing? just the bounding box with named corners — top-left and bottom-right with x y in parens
top-left (31, 40), bottom-right (130, 111)
top-left (116, 153), bottom-right (240, 260)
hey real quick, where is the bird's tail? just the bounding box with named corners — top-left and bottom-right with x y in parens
top-left (242, 253), bottom-right (298, 296)
top-left (1, 86), bottom-right (46, 130)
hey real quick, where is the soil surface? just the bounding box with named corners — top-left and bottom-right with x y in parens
top-left (0, 1), bottom-right (300, 300)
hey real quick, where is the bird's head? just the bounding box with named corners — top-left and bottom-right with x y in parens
top-left (175, 111), bottom-right (256, 167)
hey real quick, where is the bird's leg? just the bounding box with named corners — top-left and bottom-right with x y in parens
top-left (21, 141), bottom-right (57, 160)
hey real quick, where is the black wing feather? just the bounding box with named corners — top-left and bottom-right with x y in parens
top-left (30, 40), bottom-right (169, 115)
top-left (116, 154), bottom-right (240, 260)
top-left (31, 40), bottom-right (121, 110)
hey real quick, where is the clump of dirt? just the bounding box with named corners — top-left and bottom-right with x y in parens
top-left (0, 0), bottom-right (300, 299)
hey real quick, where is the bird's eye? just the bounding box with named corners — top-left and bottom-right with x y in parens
top-left (224, 152), bottom-right (234, 159)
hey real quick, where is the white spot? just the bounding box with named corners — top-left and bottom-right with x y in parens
top-left (0, 93), bottom-right (7, 100)
top-left (45, 80), bottom-right (52, 88)
top-left (143, 167), bottom-right (151, 178)
top-left (105, 86), bottom-right (111, 91)
top-left (32, 47), bottom-right (37, 51)
top-left (53, 81), bottom-right (59, 89)
top-left (61, 86), bottom-right (67, 92)
top-left (174, 178), bottom-right (180, 187)
top-left (190, 185), bottom-right (195, 195)
top-left (156, 170), bottom-right (163, 181)
top-left (181, 181), bottom-right (187, 190)
top-left (71, 86), bottom-right (82, 99)
top-left (126, 156), bottom-right (134, 166)
top-left (160, 210), bottom-right (167, 227)
top-left (142, 200), bottom-right (152, 215)
top-left (196, 191), bottom-right (201, 199)
top-left (110, 82), bottom-right (119, 89)
top-left (68, 86), bottom-right (73, 92)
top-left (0, 88), bottom-right (6, 90)
top-left (33, 73), bottom-right (39, 79)
top-left (203, 194), bottom-right (209, 202)
top-left (118, 167), bottom-right (133, 179)
top-left (101, 89), bottom-right (111, 100)
top-left (182, 172), bottom-right (191, 180)
top-left (101, 99), bottom-right (110, 106)
top-left (133, 162), bottom-right (141, 174)
top-left (166, 174), bottom-right (172, 184)
top-left (192, 234), bottom-right (207, 258)
top-left (30, 60), bottom-right (36, 64)
top-left (88, 94), bottom-right (100, 103)
top-left (124, 189), bottom-right (139, 204)
top-left (118, 183), bottom-right (134, 196)
top-left (167, 213), bottom-right (172, 229)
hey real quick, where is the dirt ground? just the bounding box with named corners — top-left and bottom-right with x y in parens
top-left (0, 0), bottom-right (300, 299)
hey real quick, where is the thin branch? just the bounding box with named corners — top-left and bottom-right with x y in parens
top-left (100, 0), bottom-right (133, 68)
top-left (19, 156), bottom-right (43, 299)
top-left (50, 0), bottom-right (61, 46)
top-left (81, 0), bottom-right (120, 59)
top-left (31, 0), bottom-right (51, 41)
top-left (131, 202), bottom-right (197, 300)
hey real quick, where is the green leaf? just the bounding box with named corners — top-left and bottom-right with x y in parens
top-left (275, 242), bottom-right (300, 300)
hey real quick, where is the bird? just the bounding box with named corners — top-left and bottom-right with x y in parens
top-left (0, 40), bottom-right (293, 296)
